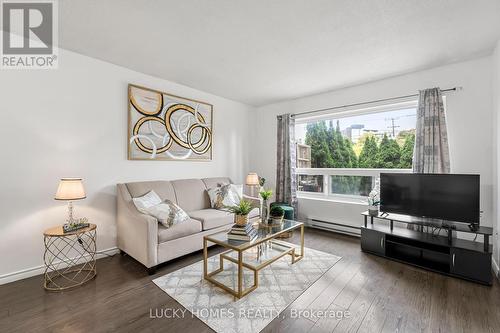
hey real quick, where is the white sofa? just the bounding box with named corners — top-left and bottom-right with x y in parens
top-left (116, 177), bottom-right (260, 273)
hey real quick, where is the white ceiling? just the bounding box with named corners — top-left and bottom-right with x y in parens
top-left (59, 0), bottom-right (500, 106)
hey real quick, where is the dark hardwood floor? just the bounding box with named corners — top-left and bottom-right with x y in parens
top-left (1, 228), bottom-right (499, 333)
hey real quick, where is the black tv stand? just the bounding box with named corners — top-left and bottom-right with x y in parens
top-left (361, 211), bottom-right (493, 285)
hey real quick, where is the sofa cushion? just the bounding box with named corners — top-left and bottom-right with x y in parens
top-left (158, 218), bottom-right (202, 243)
top-left (126, 181), bottom-right (177, 203)
top-left (202, 177), bottom-right (232, 189)
top-left (171, 179), bottom-right (210, 212)
top-left (188, 209), bottom-right (234, 230)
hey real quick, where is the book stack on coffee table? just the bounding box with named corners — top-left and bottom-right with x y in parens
top-left (227, 224), bottom-right (258, 241)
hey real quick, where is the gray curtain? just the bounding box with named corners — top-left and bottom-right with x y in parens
top-left (413, 88), bottom-right (451, 174)
top-left (276, 114), bottom-right (297, 217)
top-left (410, 88), bottom-right (450, 232)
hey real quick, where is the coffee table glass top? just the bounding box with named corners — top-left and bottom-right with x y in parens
top-left (205, 220), bottom-right (303, 250)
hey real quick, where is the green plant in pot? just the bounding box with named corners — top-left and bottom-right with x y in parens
top-left (225, 200), bottom-right (254, 226)
top-left (269, 206), bottom-right (285, 224)
top-left (259, 189), bottom-right (273, 222)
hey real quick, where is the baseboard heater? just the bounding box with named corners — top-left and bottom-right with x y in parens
top-left (308, 218), bottom-right (360, 237)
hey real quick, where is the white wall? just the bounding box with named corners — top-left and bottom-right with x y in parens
top-left (251, 57), bottom-right (494, 237)
top-left (0, 49), bottom-right (254, 283)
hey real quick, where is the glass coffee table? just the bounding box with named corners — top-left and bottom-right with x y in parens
top-left (203, 220), bottom-right (304, 299)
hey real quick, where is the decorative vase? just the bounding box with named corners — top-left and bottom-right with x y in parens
top-left (261, 199), bottom-right (269, 223)
top-left (235, 214), bottom-right (249, 226)
top-left (368, 178), bottom-right (380, 217)
top-left (368, 205), bottom-right (379, 217)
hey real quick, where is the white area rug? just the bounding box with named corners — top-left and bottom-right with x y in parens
top-left (153, 245), bottom-right (341, 333)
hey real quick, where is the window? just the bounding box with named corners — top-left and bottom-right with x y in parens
top-left (330, 175), bottom-right (372, 196)
top-left (298, 175), bottom-right (324, 193)
top-left (295, 101), bottom-right (417, 199)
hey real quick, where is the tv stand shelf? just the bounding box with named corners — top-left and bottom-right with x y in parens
top-left (361, 212), bottom-right (493, 285)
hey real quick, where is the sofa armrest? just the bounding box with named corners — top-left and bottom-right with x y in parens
top-left (117, 184), bottom-right (158, 268)
top-left (243, 194), bottom-right (262, 212)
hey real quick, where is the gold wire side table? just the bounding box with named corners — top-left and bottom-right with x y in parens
top-left (43, 224), bottom-right (97, 291)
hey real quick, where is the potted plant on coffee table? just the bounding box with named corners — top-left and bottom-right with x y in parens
top-left (226, 200), bottom-right (254, 226)
top-left (269, 206), bottom-right (285, 224)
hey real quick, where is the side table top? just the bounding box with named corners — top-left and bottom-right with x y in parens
top-left (44, 223), bottom-right (97, 237)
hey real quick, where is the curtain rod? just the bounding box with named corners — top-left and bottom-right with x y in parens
top-left (290, 87), bottom-right (462, 118)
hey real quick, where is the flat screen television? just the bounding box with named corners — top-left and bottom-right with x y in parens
top-left (380, 173), bottom-right (480, 224)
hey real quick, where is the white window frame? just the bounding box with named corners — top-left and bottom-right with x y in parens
top-left (295, 98), bottom-right (418, 203)
top-left (297, 168), bottom-right (411, 203)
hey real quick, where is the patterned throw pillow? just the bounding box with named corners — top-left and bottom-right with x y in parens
top-left (141, 200), bottom-right (189, 228)
top-left (207, 184), bottom-right (241, 209)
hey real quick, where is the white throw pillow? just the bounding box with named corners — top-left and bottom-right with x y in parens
top-left (142, 200), bottom-right (189, 228)
top-left (132, 190), bottom-right (162, 212)
top-left (207, 184), bottom-right (241, 209)
top-left (231, 184), bottom-right (243, 199)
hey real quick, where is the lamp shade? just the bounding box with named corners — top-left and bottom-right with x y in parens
top-left (245, 173), bottom-right (259, 186)
top-left (54, 178), bottom-right (86, 200)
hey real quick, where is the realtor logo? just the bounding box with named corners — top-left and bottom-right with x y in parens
top-left (1, 0), bottom-right (58, 69)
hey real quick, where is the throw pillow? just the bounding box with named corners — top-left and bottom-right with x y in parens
top-left (231, 184), bottom-right (243, 199)
top-left (207, 184), bottom-right (241, 209)
top-left (142, 200), bottom-right (190, 228)
top-left (132, 190), bottom-right (162, 212)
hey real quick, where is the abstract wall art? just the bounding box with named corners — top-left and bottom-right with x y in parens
top-left (128, 84), bottom-right (213, 160)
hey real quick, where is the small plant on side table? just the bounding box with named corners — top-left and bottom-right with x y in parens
top-left (226, 200), bottom-right (254, 226)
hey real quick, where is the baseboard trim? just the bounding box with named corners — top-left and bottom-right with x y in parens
top-left (493, 258), bottom-right (499, 280)
top-left (307, 217), bottom-right (361, 237)
top-left (0, 247), bottom-right (119, 285)
top-left (310, 224), bottom-right (361, 237)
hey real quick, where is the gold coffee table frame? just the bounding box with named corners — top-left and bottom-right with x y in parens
top-left (203, 221), bottom-right (304, 299)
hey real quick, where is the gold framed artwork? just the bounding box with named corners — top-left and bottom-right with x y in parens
top-left (128, 84), bottom-right (213, 160)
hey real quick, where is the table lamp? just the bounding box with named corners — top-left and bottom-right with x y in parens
top-left (55, 178), bottom-right (88, 232)
top-left (246, 172), bottom-right (259, 197)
